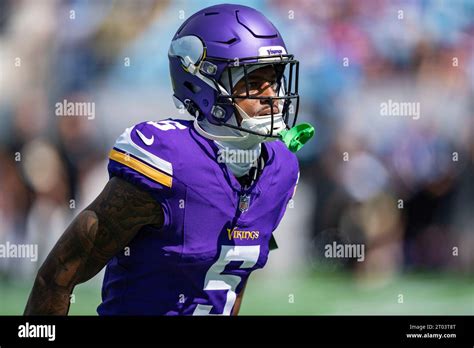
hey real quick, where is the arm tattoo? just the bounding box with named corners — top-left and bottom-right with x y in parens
top-left (24, 177), bottom-right (163, 315)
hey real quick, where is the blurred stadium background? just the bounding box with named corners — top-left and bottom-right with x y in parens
top-left (0, 0), bottom-right (473, 315)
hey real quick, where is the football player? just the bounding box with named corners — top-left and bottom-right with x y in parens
top-left (24, 4), bottom-right (313, 315)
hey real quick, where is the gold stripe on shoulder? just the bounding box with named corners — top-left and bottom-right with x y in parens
top-left (109, 149), bottom-right (172, 188)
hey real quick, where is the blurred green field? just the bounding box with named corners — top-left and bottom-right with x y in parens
top-left (2, 271), bottom-right (473, 315)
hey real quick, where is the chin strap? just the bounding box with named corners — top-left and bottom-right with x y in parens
top-left (193, 117), bottom-right (249, 143)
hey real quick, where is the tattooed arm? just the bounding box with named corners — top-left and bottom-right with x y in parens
top-left (24, 177), bottom-right (164, 315)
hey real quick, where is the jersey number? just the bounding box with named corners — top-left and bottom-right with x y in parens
top-left (193, 245), bottom-right (260, 315)
top-left (147, 120), bottom-right (187, 131)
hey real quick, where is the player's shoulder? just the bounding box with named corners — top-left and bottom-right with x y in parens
top-left (113, 118), bottom-right (193, 157)
top-left (109, 118), bottom-right (194, 187)
top-left (266, 140), bottom-right (299, 181)
top-left (131, 118), bottom-right (193, 143)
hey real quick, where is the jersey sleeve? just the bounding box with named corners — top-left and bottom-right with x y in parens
top-left (107, 121), bottom-right (177, 231)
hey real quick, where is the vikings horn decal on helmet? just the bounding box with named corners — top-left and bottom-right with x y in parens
top-left (168, 4), bottom-right (300, 139)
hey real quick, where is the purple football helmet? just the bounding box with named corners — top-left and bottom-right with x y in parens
top-left (168, 4), bottom-right (299, 138)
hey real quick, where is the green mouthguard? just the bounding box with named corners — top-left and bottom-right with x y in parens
top-left (278, 123), bottom-right (315, 153)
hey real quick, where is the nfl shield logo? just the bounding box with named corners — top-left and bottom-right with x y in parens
top-left (239, 194), bottom-right (250, 212)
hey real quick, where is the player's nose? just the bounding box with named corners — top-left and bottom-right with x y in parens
top-left (259, 81), bottom-right (277, 97)
top-left (259, 87), bottom-right (278, 109)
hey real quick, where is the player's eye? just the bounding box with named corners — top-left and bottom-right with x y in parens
top-left (248, 82), bottom-right (261, 94)
top-left (247, 80), bottom-right (278, 95)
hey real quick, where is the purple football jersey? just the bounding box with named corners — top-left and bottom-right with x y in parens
top-left (97, 119), bottom-right (299, 315)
